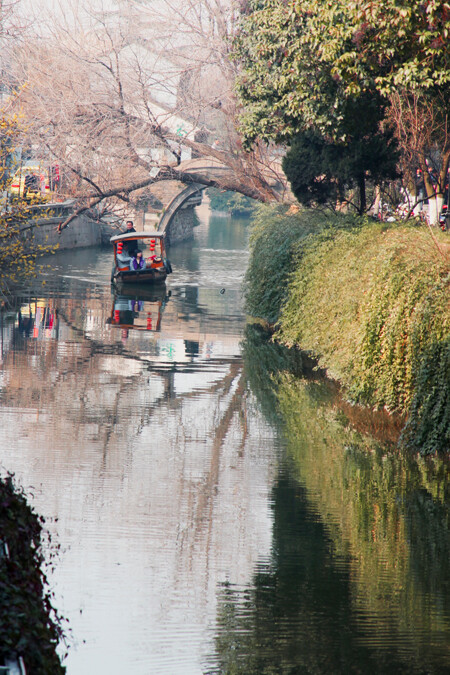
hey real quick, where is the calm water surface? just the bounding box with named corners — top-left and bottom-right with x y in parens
top-left (0, 207), bottom-right (448, 674)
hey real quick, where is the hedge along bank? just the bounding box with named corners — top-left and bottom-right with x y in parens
top-left (244, 206), bottom-right (450, 454)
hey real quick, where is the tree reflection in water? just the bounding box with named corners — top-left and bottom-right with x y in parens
top-left (210, 326), bottom-right (449, 675)
top-left (0, 243), bottom-right (448, 673)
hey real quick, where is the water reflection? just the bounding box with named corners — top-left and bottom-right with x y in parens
top-left (0, 209), bottom-right (448, 674)
top-left (107, 286), bottom-right (171, 334)
top-left (0, 210), bottom-right (279, 674)
top-left (209, 325), bottom-right (449, 675)
top-left (17, 301), bottom-right (60, 340)
top-left (211, 467), bottom-right (448, 675)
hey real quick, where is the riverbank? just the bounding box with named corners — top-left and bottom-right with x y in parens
top-left (244, 205), bottom-right (450, 454)
top-left (0, 474), bottom-right (66, 672)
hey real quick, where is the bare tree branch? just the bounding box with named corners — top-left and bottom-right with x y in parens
top-left (4, 0), bottom-right (287, 220)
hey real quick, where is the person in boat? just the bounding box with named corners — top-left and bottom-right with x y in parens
top-left (122, 220), bottom-right (139, 256)
top-left (130, 250), bottom-right (147, 271)
top-left (122, 220), bottom-right (136, 234)
top-left (116, 242), bottom-right (133, 269)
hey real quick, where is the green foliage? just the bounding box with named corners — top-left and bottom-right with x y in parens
top-left (244, 205), bottom-right (359, 324)
top-left (0, 205), bottom-right (55, 297)
top-left (216, 323), bottom-right (449, 669)
top-left (233, 0), bottom-right (351, 144)
top-left (233, 0), bottom-right (450, 205)
top-left (282, 123), bottom-right (400, 214)
top-left (0, 113), bottom-right (22, 191)
top-left (244, 204), bottom-right (307, 324)
top-left (245, 206), bottom-right (449, 453)
top-left (234, 0), bottom-right (450, 145)
top-left (283, 131), bottom-right (344, 207)
top-left (207, 188), bottom-right (256, 215)
top-left (0, 474), bottom-right (66, 672)
top-left (402, 339), bottom-right (450, 454)
top-left (0, 114), bottom-right (55, 296)
top-left (318, 0), bottom-right (450, 96)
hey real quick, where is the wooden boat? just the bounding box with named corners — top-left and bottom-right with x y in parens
top-left (110, 231), bottom-right (172, 285)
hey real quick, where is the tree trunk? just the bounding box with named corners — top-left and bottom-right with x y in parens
top-left (358, 172), bottom-right (366, 215)
top-left (421, 152), bottom-right (450, 225)
top-left (372, 185), bottom-right (381, 217)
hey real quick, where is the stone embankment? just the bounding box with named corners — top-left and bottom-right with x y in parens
top-left (23, 201), bottom-right (106, 250)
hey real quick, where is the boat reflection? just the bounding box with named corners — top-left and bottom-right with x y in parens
top-left (106, 285), bottom-right (171, 333)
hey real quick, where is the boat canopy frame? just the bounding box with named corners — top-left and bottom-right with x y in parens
top-left (110, 231), bottom-right (165, 244)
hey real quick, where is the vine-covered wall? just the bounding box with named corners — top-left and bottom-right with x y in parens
top-left (244, 206), bottom-right (450, 453)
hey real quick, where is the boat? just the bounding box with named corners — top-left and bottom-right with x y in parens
top-left (110, 231), bottom-right (172, 285)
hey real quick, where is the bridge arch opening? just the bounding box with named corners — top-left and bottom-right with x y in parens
top-left (157, 183), bottom-right (206, 244)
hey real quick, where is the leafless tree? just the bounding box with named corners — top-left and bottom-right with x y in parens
top-left (7, 0), bottom-right (288, 228)
top-left (0, 0), bottom-right (26, 41)
top-left (388, 90), bottom-right (450, 224)
top-left (0, 0), bottom-right (29, 109)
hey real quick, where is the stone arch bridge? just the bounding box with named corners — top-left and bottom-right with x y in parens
top-left (133, 156), bottom-right (284, 244)
top-left (26, 156), bottom-right (285, 250)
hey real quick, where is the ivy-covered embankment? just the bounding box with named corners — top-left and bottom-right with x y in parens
top-left (244, 205), bottom-right (450, 454)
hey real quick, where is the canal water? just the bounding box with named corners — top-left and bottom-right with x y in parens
top-left (0, 206), bottom-right (448, 674)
